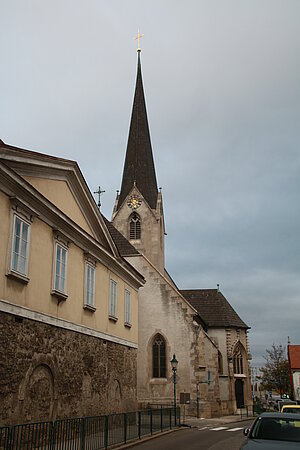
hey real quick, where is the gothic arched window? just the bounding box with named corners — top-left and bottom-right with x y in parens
top-left (152, 334), bottom-right (166, 378)
top-left (129, 213), bottom-right (141, 240)
top-left (218, 350), bottom-right (223, 374)
top-left (233, 349), bottom-right (244, 374)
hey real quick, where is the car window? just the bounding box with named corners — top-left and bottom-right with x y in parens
top-left (250, 418), bottom-right (300, 442)
top-left (282, 408), bottom-right (300, 414)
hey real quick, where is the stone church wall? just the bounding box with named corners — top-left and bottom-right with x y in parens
top-left (126, 255), bottom-right (222, 418)
top-left (0, 311), bottom-right (137, 426)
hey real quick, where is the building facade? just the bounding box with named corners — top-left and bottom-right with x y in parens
top-left (288, 344), bottom-right (300, 401)
top-left (0, 142), bottom-right (144, 426)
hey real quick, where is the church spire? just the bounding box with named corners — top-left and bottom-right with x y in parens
top-left (117, 50), bottom-right (158, 211)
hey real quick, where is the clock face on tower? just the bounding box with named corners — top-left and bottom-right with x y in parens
top-left (127, 195), bottom-right (142, 209)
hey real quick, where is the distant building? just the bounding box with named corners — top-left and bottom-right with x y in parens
top-left (288, 344), bottom-right (300, 401)
top-left (111, 50), bottom-right (252, 416)
top-left (0, 141), bottom-right (144, 425)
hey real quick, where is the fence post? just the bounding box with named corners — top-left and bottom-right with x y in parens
top-left (104, 416), bottom-right (108, 450)
top-left (50, 421), bottom-right (56, 450)
top-left (169, 408), bottom-right (172, 429)
top-left (138, 411), bottom-right (141, 440)
top-left (150, 409), bottom-right (153, 435)
top-left (6, 427), bottom-right (13, 450)
top-left (160, 407), bottom-right (163, 432)
top-left (80, 418), bottom-right (85, 450)
top-left (124, 413), bottom-right (127, 445)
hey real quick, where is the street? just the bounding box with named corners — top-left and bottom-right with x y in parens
top-left (128, 419), bottom-right (254, 450)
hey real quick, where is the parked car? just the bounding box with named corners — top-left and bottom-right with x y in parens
top-left (275, 398), bottom-right (297, 412)
top-left (281, 404), bottom-right (300, 415)
top-left (241, 412), bottom-right (300, 449)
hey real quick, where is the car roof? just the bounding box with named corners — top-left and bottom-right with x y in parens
top-left (281, 405), bottom-right (300, 409)
top-left (259, 412), bottom-right (300, 419)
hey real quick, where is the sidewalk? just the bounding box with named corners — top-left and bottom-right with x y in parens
top-left (182, 413), bottom-right (255, 428)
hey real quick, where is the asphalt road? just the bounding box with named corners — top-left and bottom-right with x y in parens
top-left (128, 419), bottom-right (254, 450)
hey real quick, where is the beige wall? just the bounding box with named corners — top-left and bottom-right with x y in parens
top-left (24, 177), bottom-right (93, 236)
top-left (0, 191), bottom-right (138, 344)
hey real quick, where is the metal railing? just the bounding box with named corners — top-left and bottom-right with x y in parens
top-left (0, 407), bottom-right (180, 450)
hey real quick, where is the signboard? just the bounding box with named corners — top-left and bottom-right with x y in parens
top-left (180, 392), bottom-right (190, 405)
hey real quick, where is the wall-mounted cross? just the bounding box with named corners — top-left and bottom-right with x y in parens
top-left (94, 186), bottom-right (105, 210)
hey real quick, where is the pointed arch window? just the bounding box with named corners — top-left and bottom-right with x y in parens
top-left (152, 334), bottom-right (166, 378)
top-left (129, 213), bottom-right (141, 240)
top-left (218, 350), bottom-right (223, 375)
top-left (233, 348), bottom-right (244, 375)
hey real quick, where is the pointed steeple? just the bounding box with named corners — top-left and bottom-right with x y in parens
top-left (117, 51), bottom-right (158, 211)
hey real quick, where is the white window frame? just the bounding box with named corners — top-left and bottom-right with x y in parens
top-left (8, 212), bottom-right (31, 281)
top-left (52, 241), bottom-right (68, 300)
top-left (84, 262), bottom-right (96, 311)
top-left (124, 289), bottom-right (131, 327)
top-left (109, 279), bottom-right (117, 321)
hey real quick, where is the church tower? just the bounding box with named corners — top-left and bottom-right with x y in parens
top-left (112, 49), bottom-right (165, 273)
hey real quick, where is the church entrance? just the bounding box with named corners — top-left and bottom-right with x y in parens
top-left (235, 379), bottom-right (244, 408)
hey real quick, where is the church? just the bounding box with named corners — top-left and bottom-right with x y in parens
top-left (111, 48), bottom-right (252, 416)
top-left (0, 47), bottom-right (251, 425)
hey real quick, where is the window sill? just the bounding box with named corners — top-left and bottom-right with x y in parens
top-left (109, 315), bottom-right (118, 322)
top-left (233, 374), bottom-right (246, 378)
top-left (51, 290), bottom-right (68, 303)
top-left (84, 304), bottom-right (96, 312)
top-left (150, 378), bottom-right (168, 385)
top-left (124, 322), bottom-right (132, 328)
top-left (6, 270), bottom-right (29, 284)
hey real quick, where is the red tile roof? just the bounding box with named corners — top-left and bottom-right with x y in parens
top-left (288, 345), bottom-right (300, 370)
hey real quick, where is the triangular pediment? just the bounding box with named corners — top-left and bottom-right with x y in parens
top-left (0, 142), bottom-right (118, 256)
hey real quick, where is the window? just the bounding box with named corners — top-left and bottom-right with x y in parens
top-left (152, 334), bottom-right (166, 378)
top-left (124, 289), bottom-right (131, 325)
top-left (85, 263), bottom-right (95, 309)
top-left (233, 349), bottom-right (244, 374)
top-left (109, 279), bottom-right (117, 319)
top-left (129, 213), bottom-right (141, 240)
top-left (52, 242), bottom-right (68, 298)
top-left (218, 351), bottom-right (223, 374)
top-left (10, 214), bottom-right (30, 277)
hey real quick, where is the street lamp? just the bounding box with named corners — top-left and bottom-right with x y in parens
top-left (171, 354), bottom-right (178, 425)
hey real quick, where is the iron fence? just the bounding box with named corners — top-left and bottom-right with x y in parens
top-left (0, 407), bottom-right (179, 450)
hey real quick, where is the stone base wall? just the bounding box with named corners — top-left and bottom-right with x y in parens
top-left (0, 312), bottom-right (137, 426)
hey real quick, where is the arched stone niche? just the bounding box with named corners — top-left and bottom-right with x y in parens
top-left (18, 356), bottom-right (57, 423)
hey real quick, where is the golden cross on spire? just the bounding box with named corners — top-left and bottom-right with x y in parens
top-left (135, 29), bottom-right (144, 52)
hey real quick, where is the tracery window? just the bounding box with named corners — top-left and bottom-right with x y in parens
top-left (233, 349), bottom-right (244, 374)
top-left (129, 213), bottom-right (141, 240)
top-left (152, 334), bottom-right (166, 378)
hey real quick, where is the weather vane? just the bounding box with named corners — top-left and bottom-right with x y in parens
top-left (135, 29), bottom-right (144, 52)
top-left (94, 186), bottom-right (105, 210)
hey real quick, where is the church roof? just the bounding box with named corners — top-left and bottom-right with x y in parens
top-left (180, 289), bottom-right (249, 329)
top-left (117, 52), bottom-right (158, 210)
top-left (102, 215), bottom-right (140, 257)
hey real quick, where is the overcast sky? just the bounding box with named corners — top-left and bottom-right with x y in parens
top-left (1, 1), bottom-right (299, 368)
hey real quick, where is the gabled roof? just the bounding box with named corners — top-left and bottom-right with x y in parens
top-left (288, 345), bottom-right (300, 370)
top-left (117, 52), bottom-right (158, 211)
top-left (0, 139), bottom-right (118, 256)
top-left (180, 289), bottom-right (249, 329)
